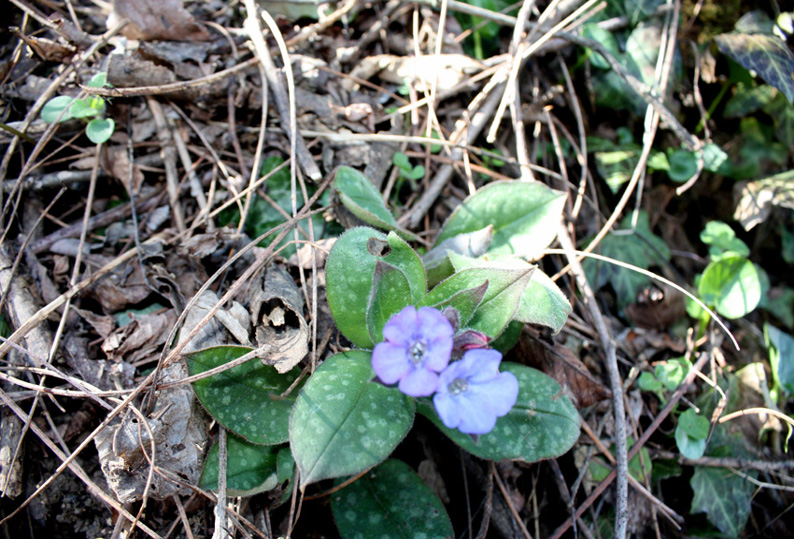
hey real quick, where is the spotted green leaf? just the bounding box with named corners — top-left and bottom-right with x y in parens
top-left (367, 261), bottom-right (413, 344)
top-left (187, 345), bottom-right (302, 445)
top-left (418, 265), bottom-right (534, 338)
top-left (434, 181), bottom-right (566, 260)
top-left (199, 433), bottom-right (279, 496)
top-left (331, 459), bottom-right (453, 539)
top-left (326, 228), bottom-right (426, 348)
top-left (418, 362), bottom-right (579, 462)
top-left (289, 351), bottom-right (415, 488)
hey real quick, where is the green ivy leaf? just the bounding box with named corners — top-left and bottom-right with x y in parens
top-left (583, 210), bottom-right (671, 309)
top-left (333, 166), bottom-right (417, 241)
top-left (187, 346), bottom-right (302, 444)
top-left (434, 181), bottom-right (566, 259)
top-left (418, 363), bottom-right (579, 462)
top-left (85, 118), bottom-right (115, 144)
top-left (666, 148), bottom-right (698, 183)
top-left (326, 228), bottom-right (426, 348)
top-left (715, 32), bottom-right (794, 104)
top-left (41, 95), bottom-right (76, 123)
top-left (765, 323), bottom-right (794, 396)
top-left (700, 221), bottom-right (750, 260)
top-left (678, 408), bottom-right (710, 441)
top-left (691, 466), bottom-right (756, 538)
top-left (289, 351), bottom-right (415, 487)
top-left (199, 434), bottom-right (279, 496)
top-left (331, 459), bottom-right (453, 539)
top-left (698, 256), bottom-right (764, 319)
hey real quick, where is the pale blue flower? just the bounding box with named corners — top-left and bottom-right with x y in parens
top-left (371, 306), bottom-right (454, 397)
top-left (433, 349), bottom-right (519, 435)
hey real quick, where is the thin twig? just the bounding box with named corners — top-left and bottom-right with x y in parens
top-left (557, 223), bottom-right (628, 538)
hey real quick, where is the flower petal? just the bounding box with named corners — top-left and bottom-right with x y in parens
top-left (478, 372), bottom-right (519, 416)
top-left (382, 306), bottom-right (418, 344)
top-left (416, 307), bottom-right (455, 340)
top-left (371, 342), bottom-right (410, 384)
top-left (456, 395), bottom-right (498, 434)
top-left (398, 367), bottom-right (439, 397)
top-left (423, 338), bottom-right (453, 371)
top-left (463, 349), bottom-right (503, 383)
top-left (433, 393), bottom-right (461, 429)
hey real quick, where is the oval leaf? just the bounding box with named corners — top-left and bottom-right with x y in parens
top-left (326, 228), bottom-right (426, 348)
top-left (331, 459), bottom-right (453, 539)
top-left (367, 261), bottom-right (412, 344)
top-left (187, 345), bottom-right (302, 445)
top-left (41, 95), bottom-right (76, 123)
top-left (86, 117), bottom-right (115, 144)
top-left (289, 351), bottom-right (414, 487)
top-left (698, 256), bottom-right (763, 319)
top-left (333, 166), bottom-right (417, 241)
top-left (423, 225), bottom-right (494, 287)
top-left (434, 181), bottom-right (567, 259)
top-left (418, 362), bottom-right (579, 462)
top-left (420, 264), bottom-right (534, 338)
top-left (199, 433), bottom-right (279, 496)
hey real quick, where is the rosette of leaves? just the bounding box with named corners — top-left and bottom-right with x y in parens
top-left (41, 73), bottom-right (115, 144)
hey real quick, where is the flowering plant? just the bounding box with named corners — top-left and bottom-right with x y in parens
top-left (187, 168), bottom-right (581, 535)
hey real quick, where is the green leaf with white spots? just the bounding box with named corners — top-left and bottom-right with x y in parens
top-left (691, 466), bottom-right (756, 538)
top-left (367, 261), bottom-right (413, 344)
top-left (423, 225), bottom-right (493, 287)
top-left (434, 181), bottom-right (567, 260)
top-left (331, 459), bottom-right (453, 539)
top-left (333, 166), bottom-right (417, 241)
top-left (418, 265), bottom-right (534, 338)
top-left (187, 346), bottom-right (302, 445)
top-left (326, 228), bottom-right (426, 348)
top-left (199, 433), bottom-right (279, 496)
top-left (290, 351), bottom-right (415, 487)
top-left (417, 362), bottom-right (579, 462)
top-left (446, 254), bottom-right (570, 334)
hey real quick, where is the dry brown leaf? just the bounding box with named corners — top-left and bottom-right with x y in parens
top-left (249, 265), bottom-right (309, 374)
top-left (346, 54), bottom-right (484, 92)
top-left (518, 329), bottom-right (611, 409)
top-left (101, 310), bottom-right (176, 364)
top-left (94, 360), bottom-right (209, 502)
top-left (109, 0), bottom-right (210, 42)
top-left (100, 145), bottom-right (144, 194)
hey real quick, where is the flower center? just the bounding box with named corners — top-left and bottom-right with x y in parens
top-left (409, 341), bottom-right (426, 365)
top-left (448, 378), bottom-right (468, 395)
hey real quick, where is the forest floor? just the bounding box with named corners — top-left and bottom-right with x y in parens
top-left (1, 0), bottom-right (793, 537)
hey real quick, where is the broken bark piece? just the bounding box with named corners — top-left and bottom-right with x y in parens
top-left (249, 265), bottom-right (309, 374)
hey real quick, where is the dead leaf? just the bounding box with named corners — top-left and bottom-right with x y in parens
top-left (102, 310), bottom-right (176, 364)
top-left (249, 265), bottom-right (309, 374)
top-left (83, 258), bottom-right (152, 312)
top-left (179, 290), bottom-right (251, 353)
top-left (518, 329), bottom-right (611, 408)
top-left (734, 172), bottom-right (794, 231)
top-left (100, 145), bottom-right (144, 193)
top-left (10, 28), bottom-right (76, 62)
top-left (73, 307), bottom-right (116, 339)
top-left (346, 54), bottom-right (484, 92)
top-left (94, 360), bottom-right (209, 502)
top-left (109, 0), bottom-right (210, 42)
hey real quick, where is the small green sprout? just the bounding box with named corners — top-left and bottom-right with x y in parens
top-left (41, 72), bottom-right (115, 144)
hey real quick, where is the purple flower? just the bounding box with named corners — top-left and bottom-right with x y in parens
top-left (372, 306), bottom-right (454, 397)
top-left (433, 349), bottom-right (519, 435)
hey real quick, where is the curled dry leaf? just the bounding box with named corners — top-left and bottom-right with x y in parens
top-left (94, 360), bottom-right (209, 502)
top-left (345, 54), bottom-right (484, 92)
top-left (249, 265), bottom-right (309, 373)
top-left (109, 0), bottom-right (210, 42)
top-left (102, 310), bottom-right (176, 364)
